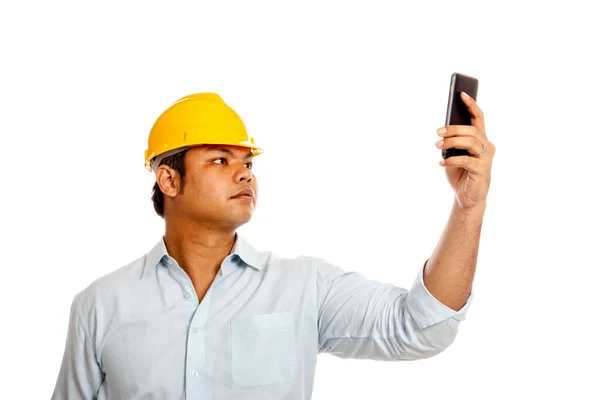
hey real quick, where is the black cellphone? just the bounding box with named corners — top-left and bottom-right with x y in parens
top-left (442, 72), bottom-right (479, 159)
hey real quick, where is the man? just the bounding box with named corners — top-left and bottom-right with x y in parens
top-left (52, 92), bottom-right (494, 399)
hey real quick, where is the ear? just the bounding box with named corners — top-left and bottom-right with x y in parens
top-left (155, 166), bottom-right (181, 198)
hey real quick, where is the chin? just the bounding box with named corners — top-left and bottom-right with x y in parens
top-left (226, 212), bottom-right (253, 228)
top-left (237, 215), bottom-right (253, 226)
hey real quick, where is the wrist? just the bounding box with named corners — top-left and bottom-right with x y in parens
top-left (453, 200), bottom-right (486, 217)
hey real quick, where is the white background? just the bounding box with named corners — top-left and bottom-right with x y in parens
top-left (1, 0), bottom-right (599, 398)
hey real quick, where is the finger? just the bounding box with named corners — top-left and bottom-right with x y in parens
top-left (436, 136), bottom-right (485, 156)
top-left (439, 155), bottom-right (486, 175)
top-left (460, 92), bottom-right (486, 134)
top-left (437, 125), bottom-right (478, 138)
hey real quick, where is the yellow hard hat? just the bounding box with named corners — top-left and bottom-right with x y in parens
top-left (144, 93), bottom-right (263, 172)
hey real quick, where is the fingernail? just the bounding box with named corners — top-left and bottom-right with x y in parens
top-left (436, 140), bottom-right (444, 148)
top-left (461, 91), bottom-right (470, 100)
top-left (437, 127), bottom-right (447, 135)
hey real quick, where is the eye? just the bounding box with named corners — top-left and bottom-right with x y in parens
top-left (212, 158), bottom-right (252, 169)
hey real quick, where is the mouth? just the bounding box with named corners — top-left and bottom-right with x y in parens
top-left (231, 194), bottom-right (253, 202)
top-left (231, 189), bottom-right (254, 201)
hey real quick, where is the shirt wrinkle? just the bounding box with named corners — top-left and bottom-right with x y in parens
top-left (52, 234), bottom-right (473, 400)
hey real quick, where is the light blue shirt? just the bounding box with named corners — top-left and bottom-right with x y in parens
top-left (52, 234), bottom-right (473, 399)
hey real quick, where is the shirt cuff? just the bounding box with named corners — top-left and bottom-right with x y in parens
top-left (406, 259), bottom-right (474, 330)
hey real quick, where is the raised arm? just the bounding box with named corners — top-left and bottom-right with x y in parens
top-left (428, 91), bottom-right (495, 310)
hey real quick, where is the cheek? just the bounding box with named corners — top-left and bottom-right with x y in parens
top-left (185, 176), bottom-right (215, 201)
top-left (199, 176), bottom-right (231, 202)
top-left (251, 178), bottom-right (258, 198)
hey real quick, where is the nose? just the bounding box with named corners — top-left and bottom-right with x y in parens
top-left (234, 163), bottom-right (253, 182)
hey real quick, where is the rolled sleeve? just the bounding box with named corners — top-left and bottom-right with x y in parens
top-left (406, 259), bottom-right (474, 330)
top-left (316, 257), bottom-right (473, 361)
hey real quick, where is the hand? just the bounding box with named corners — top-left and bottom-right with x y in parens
top-left (435, 92), bottom-right (495, 212)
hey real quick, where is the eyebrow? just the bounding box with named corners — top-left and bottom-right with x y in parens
top-left (205, 146), bottom-right (254, 159)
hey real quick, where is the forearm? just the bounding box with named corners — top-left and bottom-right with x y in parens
top-left (423, 200), bottom-right (485, 311)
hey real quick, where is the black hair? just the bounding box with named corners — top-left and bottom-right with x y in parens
top-left (151, 149), bottom-right (190, 218)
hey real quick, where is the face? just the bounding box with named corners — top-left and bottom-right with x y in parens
top-left (160, 145), bottom-right (258, 229)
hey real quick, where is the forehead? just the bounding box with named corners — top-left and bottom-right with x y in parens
top-left (191, 145), bottom-right (254, 158)
top-left (199, 144), bottom-right (252, 156)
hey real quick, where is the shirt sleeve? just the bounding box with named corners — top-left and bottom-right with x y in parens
top-left (52, 292), bottom-right (105, 400)
top-left (317, 258), bottom-right (474, 361)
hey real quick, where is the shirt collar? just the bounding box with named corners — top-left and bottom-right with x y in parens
top-left (229, 233), bottom-right (263, 271)
top-left (141, 232), bottom-right (263, 279)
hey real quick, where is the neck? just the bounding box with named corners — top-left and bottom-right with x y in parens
top-left (163, 218), bottom-right (237, 278)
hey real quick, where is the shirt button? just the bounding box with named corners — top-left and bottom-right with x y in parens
top-left (183, 292), bottom-right (191, 299)
top-left (192, 370), bottom-right (199, 377)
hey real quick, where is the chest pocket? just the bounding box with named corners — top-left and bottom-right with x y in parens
top-left (231, 311), bottom-right (295, 386)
